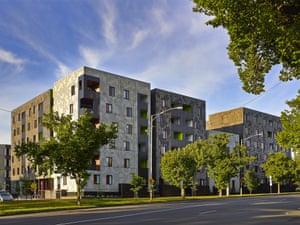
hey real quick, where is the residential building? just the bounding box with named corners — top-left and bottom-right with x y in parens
top-left (150, 89), bottom-right (206, 189)
top-left (10, 90), bottom-right (53, 197)
top-left (52, 66), bottom-right (151, 196)
top-left (0, 144), bottom-right (10, 190)
top-left (207, 107), bottom-right (290, 186)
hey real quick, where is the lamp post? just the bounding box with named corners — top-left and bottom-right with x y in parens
top-left (148, 106), bottom-right (183, 200)
top-left (239, 132), bottom-right (263, 195)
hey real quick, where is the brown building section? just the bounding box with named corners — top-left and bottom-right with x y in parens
top-left (10, 89), bottom-right (53, 196)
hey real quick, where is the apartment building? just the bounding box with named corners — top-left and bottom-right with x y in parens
top-left (10, 90), bottom-right (53, 197)
top-left (52, 66), bottom-right (151, 196)
top-left (151, 89), bottom-right (206, 188)
top-left (0, 144), bottom-right (10, 190)
top-left (207, 107), bottom-right (290, 185)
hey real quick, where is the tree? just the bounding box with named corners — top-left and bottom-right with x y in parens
top-left (129, 173), bottom-right (145, 198)
top-left (261, 152), bottom-right (294, 193)
top-left (15, 110), bottom-right (117, 205)
top-left (277, 91), bottom-right (300, 153)
top-left (193, 0), bottom-right (300, 95)
top-left (161, 148), bottom-right (197, 198)
top-left (201, 133), bottom-right (252, 197)
top-left (244, 170), bottom-right (260, 195)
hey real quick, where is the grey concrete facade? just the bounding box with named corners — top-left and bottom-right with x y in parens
top-left (151, 89), bottom-right (206, 186)
top-left (53, 66), bottom-right (151, 194)
top-left (0, 144), bottom-right (10, 190)
top-left (207, 107), bottom-right (290, 184)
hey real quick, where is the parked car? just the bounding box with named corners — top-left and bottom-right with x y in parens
top-left (0, 191), bottom-right (14, 202)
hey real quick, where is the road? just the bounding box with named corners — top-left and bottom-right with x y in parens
top-left (1, 194), bottom-right (300, 225)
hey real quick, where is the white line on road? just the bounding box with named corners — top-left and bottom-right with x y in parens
top-left (55, 203), bottom-right (219, 225)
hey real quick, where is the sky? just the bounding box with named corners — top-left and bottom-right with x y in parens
top-left (0, 0), bottom-right (299, 144)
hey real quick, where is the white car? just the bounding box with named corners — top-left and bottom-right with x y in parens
top-left (0, 191), bottom-right (14, 202)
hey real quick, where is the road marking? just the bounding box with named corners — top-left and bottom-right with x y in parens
top-left (199, 210), bottom-right (217, 215)
top-left (55, 203), bottom-right (220, 225)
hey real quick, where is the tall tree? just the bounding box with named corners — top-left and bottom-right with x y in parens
top-left (203, 133), bottom-right (251, 196)
top-left (193, 0), bottom-right (300, 95)
top-left (277, 91), bottom-right (300, 153)
top-left (161, 148), bottom-right (197, 198)
top-left (244, 170), bottom-right (260, 195)
top-left (15, 110), bottom-right (117, 205)
top-left (261, 152), bottom-right (294, 193)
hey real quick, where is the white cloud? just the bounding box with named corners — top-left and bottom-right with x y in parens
top-left (0, 48), bottom-right (25, 65)
top-left (55, 63), bottom-right (71, 79)
top-left (97, 1), bottom-right (117, 47)
top-left (151, 7), bottom-right (174, 37)
top-left (127, 29), bottom-right (149, 50)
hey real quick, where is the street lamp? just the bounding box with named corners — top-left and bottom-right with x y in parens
top-left (239, 132), bottom-right (263, 195)
top-left (148, 106), bottom-right (183, 199)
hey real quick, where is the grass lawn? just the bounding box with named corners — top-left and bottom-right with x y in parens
top-left (0, 196), bottom-right (192, 216)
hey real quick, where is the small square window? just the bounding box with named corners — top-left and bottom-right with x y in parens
top-left (126, 124), bottom-right (132, 134)
top-left (69, 104), bottom-right (74, 114)
top-left (94, 175), bottom-right (100, 184)
top-left (124, 158), bottom-right (130, 168)
top-left (123, 141), bottom-right (130, 151)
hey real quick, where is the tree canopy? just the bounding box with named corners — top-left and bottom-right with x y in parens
top-left (193, 0), bottom-right (300, 94)
top-left (161, 148), bottom-right (197, 198)
top-left (15, 110), bottom-right (117, 205)
top-left (261, 152), bottom-right (294, 193)
top-left (277, 90), bottom-right (300, 153)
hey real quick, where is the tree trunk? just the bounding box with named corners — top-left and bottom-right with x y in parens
top-left (219, 189), bottom-right (222, 197)
top-left (181, 188), bottom-right (185, 198)
top-left (277, 183), bottom-right (281, 194)
top-left (76, 177), bottom-right (81, 206)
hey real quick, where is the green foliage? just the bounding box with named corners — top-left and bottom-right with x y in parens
top-left (244, 170), bottom-right (260, 194)
top-left (277, 91), bottom-right (300, 153)
top-left (193, 0), bottom-right (300, 94)
top-left (129, 173), bottom-right (146, 198)
top-left (261, 152), bottom-right (295, 193)
top-left (161, 148), bottom-right (197, 198)
top-left (15, 110), bottom-right (118, 205)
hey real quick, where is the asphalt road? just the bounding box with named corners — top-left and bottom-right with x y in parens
top-left (1, 194), bottom-right (300, 225)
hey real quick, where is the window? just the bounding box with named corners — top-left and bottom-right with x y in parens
top-left (33, 106), bottom-right (36, 114)
top-left (71, 85), bottom-right (75, 96)
top-left (106, 103), bottom-right (113, 113)
top-left (174, 131), bottom-right (183, 141)
top-left (123, 89), bottom-right (129, 99)
top-left (126, 107), bottom-right (132, 117)
top-left (33, 135), bottom-right (36, 142)
top-left (79, 80), bottom-right (82, 90)
top-left (109, 86), bottom-right (115, 96)
top-left (105, 157), bottom-right (112, 167)
top-left (69, 104), bottom-right (74, 114)
top-left (12, 168), bottom-right (15, 176)
top-left (38, 103), bottom-right (43, 112)
top-left (17, 168), bottom-right (20, 175)
top-left (28, 108), bottom-right (31, 116)
top-left (94, 175), bottom-right (100, 184)
top-left (162, 130), bottom-right (167, 139)
top-left (124, 158), bottom-right (130, 168)
top-left (123, 141), bottom-right (130, 151)
top-left (34, 120), bottom-right (37, 128)
top-left (106, 175), bottom-right (113, 185)
top-left (162, 99), bottom-right (166, 107)
top-left (126, 124), bottom-right (132, 134)
top-left (160, 146), bottom-right (166, 155)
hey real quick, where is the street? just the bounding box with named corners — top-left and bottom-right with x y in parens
top-left (1, 194), bottom-right (300, 225)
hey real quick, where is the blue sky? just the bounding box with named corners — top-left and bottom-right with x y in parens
top-left (0, 0), bottom-right (299, 144)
